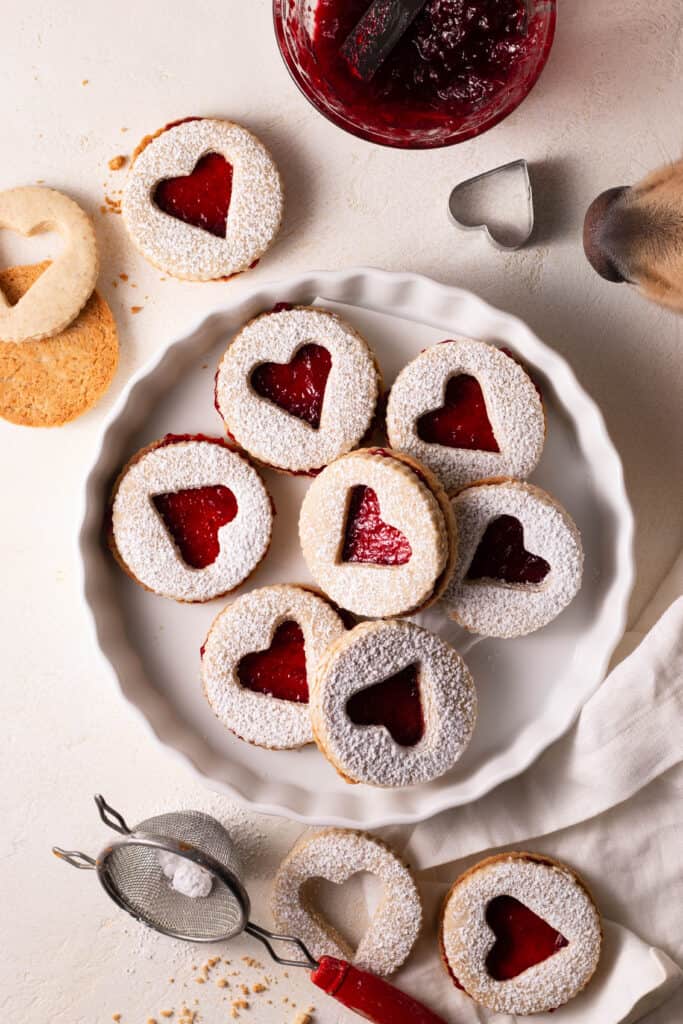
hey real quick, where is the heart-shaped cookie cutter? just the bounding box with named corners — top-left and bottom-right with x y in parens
top-left (448, 159), bottom-right (534, 252)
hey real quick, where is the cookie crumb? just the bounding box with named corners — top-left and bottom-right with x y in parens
top-left (216, 978), bottom-right (229, 989)
top-left (232, 999), bottom-right (249, 1010)
top-left (160, 1012), bottom-right (173, 1018)
top-left (293, 1013), bottom-right (313, 1024)
top-left (130, 306), bottom-right (143, 314)
top-left (109, 155), bottom-right (127, 171)
top-left (252, 983), bottom-right (266, 993)
top-left (112, 1015), bottom-right (121, 1022)
top-left (82, 79), bottom-right (89, 86)
top-left (120, 273), bottom-right (129, 281)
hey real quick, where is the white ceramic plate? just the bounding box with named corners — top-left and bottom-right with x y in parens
top-left (79, 268), bottom-right (634, 828)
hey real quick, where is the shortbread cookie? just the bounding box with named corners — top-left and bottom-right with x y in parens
top-left (443, 480), bottom-right (583, 638)
top-left (109, 434), bottom-right (273, 602)
top-left (440, 852), bottom-right (602, 1015)
top-left (272, 828), bottom-right (422, 976)
top-left (0, 263), bottom-right (118, 427)
top-left (201, 584), bottom-right (345, 749)
top-left (0, 188), bottom-right (98, 342)
top-left (310, 620), bottom-right (477, 788)
top-left (386, 338), bottom-right (545, 492)
top-left (215, 306), bottom-right (381, 474)
top-left (299, 448), bottom-right (456, 618)
top-left (122, 118), bottom-right (283, 280)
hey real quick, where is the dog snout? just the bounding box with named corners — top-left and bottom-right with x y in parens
top-left (583, 187), bottom-right (632, 283)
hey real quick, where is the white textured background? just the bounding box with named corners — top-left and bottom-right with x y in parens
top-left (1, 2), bottom-right (682, 1022)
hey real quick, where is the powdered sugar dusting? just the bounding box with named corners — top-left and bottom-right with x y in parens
top-left (441, 854), bottom-right (602, 1014)
top-left (111, 438), bottom-right (273, 602)
top-left (443, 480), bottom-right (583, 638)
top-left (271, 828), bottom-right (422, 976)
top-left (386, 338), bottom-right (545, 492)
top-left (310, 620), bottom-right (477, 787)
top-left (202, 585), bottom-right (345, 749)
top-left (122, 119), bottom-right (283, 280)
top-left (216, 307), bottom-right (380, 473)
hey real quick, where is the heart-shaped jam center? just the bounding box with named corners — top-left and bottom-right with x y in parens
top-left (237, 621), bottom-right (308, 703)
top-left (153, 485), bottom-right (238, 569)
top-left (250, 345), bottom-right (332, 429)
top-left (154, 153), bottom-right (233, 238)
top-left (417, 375), bottom-right (500, 452)
top-left (466, 515), bottom-right (550, 585)
top-left (342, 486), bottom-right (412, 566)
top-left (346, 663), bottom-right (424, 746)
top-left (485, 895), bottom-right (569, 981)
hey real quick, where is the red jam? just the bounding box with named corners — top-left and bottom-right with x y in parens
top-left (417, 374), bottom-right (500, 452)
top-left (342, 485), bottom-right (412, 566)
top-left (485, 896), bottom-right (568, 981)
top-left (237, 621), bottom-right (308, 703)
top-left (250, 344), bottom-right (332, 429)
top-left (305, 0), bottom-right (532, 134)
top-left (466, 515), bottom-right (550, 585)
top-left (154, 152), bottom-right (233, 238)
top-left (153, 485), bottom-right (238, 569)
top-left (346, 663), bottom-right (424, 746)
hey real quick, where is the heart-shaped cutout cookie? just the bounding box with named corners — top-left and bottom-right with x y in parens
top-left (417, 374), bottom-right (500, 452)
top-left (342, 485), bottom-right (412, 566)
top-left (346, 662), bottom-right (424, 746)
top-left (485, 895), bottom-right (569, 981)
top-left (237, 620), bottom-right (308, 703)
top-left (250, 344), bottom-right (332, 429)
top-left (449, 159), bottom-right (534, 251)
top-left (153, 484), bottom-right (238, 569)
top-left (466, 514), bottom-right (550, 585)
top-left (154, 152), bottom-right (234, 238)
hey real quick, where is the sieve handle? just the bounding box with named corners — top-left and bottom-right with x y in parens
top-left (310, 957), bottom-right (448, 1024)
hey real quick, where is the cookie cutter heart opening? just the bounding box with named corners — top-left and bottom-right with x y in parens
top-left (448, 159), bottom-right (534, 251)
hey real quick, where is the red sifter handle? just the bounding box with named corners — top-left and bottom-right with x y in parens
top-left (310, 956), bottom-right (448, 1024)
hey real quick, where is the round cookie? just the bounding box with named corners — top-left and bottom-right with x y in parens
top-left (0, 263), bottom-right (118, 427)
top-left (122, 117), bottom-right (283, 281)
top-left (271, 828), bottom-right (422, 976)
top-left (215, 306), bottom-right (381, 475)
top-left (310, 619), bottom-right (477, 788)
top-left (109, 435), bottom-right (273, 603)
top-left (386, 338), bottom-right (545, 492)
top-left (201, 584), bottom-right (346, 749)
top-left (0, 187), bottom-right (99, 342)
top-left (440, 852), bottom-right (602, 1015)
top-left (299, 448), bottom-right (456, 618)
top-left (443, 479), bottom-right (583, 638)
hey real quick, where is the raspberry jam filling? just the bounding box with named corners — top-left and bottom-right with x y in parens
top-left (467, 515), bottom-right (550, 585)
top-left (342, 485), bottom-right (412, 566)
top-left (153, 485), bottom-right (238, 569)
top-left (485, 895), bottom-right (569, 981)
top-left (417, 374), bottom-right (499, 452)
top-left (346, 663), bottom-right (424, 746)
top-left (237, 621), bottom-right (308, 703)
top-left (250, 344), bottom-right (332, 429)
top-left (154, 152), bottom-right (233, 238)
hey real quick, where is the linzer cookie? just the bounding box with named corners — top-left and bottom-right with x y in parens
top-left (122, 118), bottom-right (283, 280)
top-left (440, 852), bottom-right (602, 1015)
top-left (271, 828), bottom-right (422, 976)
top-left (109, 435), bottom-right (273, 602)
top-left (444, 480), bottom-right (583, 638)
top-left (299, 448), bottom-right (456, 618)
top-left (215, 306), bottom-right (381, 474)
top-left (310, 620), bottom-right (477, 788)
top-left (201, 585), bottom-right (345, 749)
top-left (386, 338), bottom-right (545, 492)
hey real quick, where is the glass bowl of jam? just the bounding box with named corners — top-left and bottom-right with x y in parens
top-left (273, 0), bottom-right (557, 149)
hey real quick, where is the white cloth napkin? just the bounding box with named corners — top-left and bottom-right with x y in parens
top-left (313, 298), bottom-right (683, 1023)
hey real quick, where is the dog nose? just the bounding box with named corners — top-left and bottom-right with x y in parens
top-left (583, 187), bottom-right (631, 282)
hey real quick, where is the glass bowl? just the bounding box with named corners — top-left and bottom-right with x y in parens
top-left (273, 0), bottom-right (557, 150)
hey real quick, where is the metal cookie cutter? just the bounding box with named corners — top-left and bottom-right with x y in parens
top-left (448, 159), bottom-right (534, 251)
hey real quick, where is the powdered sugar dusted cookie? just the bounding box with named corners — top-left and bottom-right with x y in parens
top-left (310, 620), bottom-right (477, 788)
top-left (122, 118), bottom-right (283, 281)
top-left (386, 338), bottom-right (545, 492)
top-left (443, 480), bottom-right (583, 638)
top-left (440, 852), bottom-right (602, 1015)
top-left (215, 307), bottom-right (381, 474)
top-left (271, 828), bottom-right (422, 976)
top-left (201, 585), bottom-right (345, 749)
top-left (299, 448), bottom-right (456, 618)
top-left (109, 435), bottom-right (273, 602)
